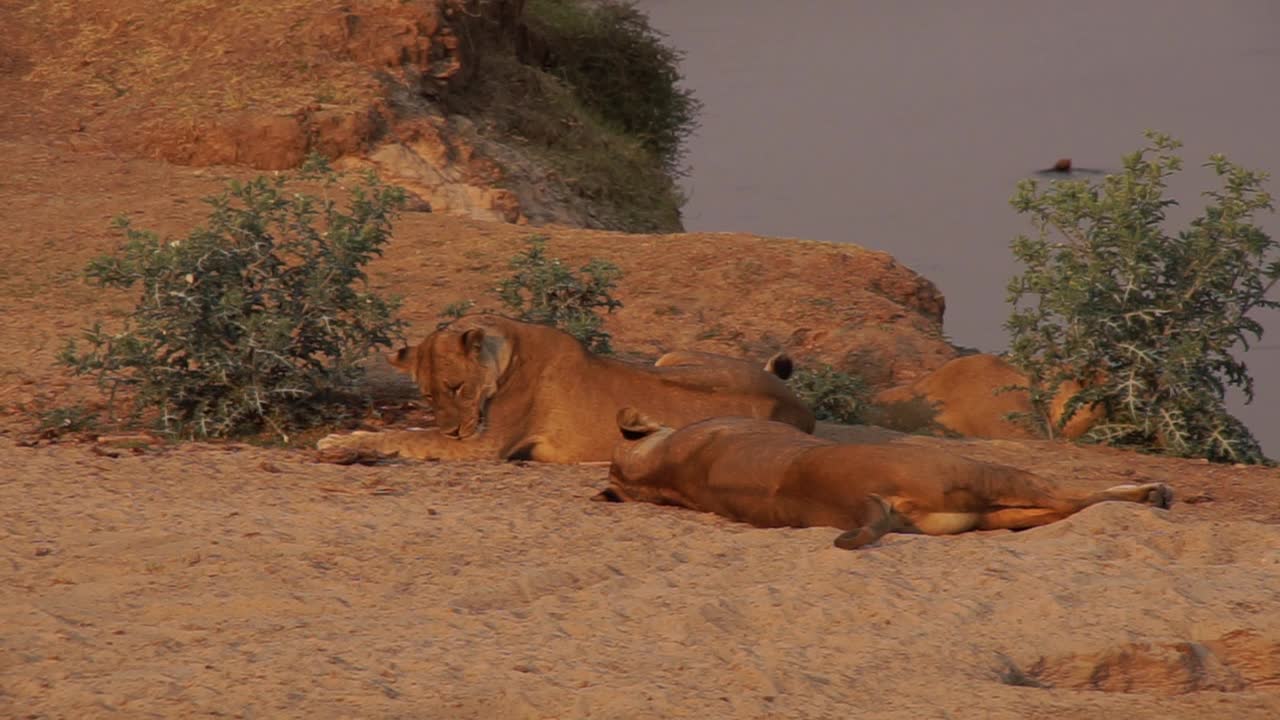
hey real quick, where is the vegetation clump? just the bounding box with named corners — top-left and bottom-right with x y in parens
top-left (61, 159), bottom-right (407, 440)
top-left (449, 0), bottom-right (699, 232)
top-left (497, 236), bottom-right (623, 354)
top-left (1005, 131), bottom-right (1278, 463)
top-left (444, 235), bottom-right (623, 355)
top-left (788, 365), bottom-right (871, 424)
top-left (524, 0), bottom-right (700, 174)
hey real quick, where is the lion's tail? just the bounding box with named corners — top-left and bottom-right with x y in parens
top-left (764, 352), bottom-right (794, 380)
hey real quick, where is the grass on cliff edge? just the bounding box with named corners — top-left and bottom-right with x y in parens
top-left (447, 0), bottom-right (699, 233)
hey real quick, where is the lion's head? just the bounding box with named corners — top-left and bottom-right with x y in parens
top-left (388, 322), bottom-right (512, 439)
top-left (600, 407), bottom-right (677, 501)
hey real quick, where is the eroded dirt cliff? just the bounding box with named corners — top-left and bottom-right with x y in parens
top-left (7, 0), bottom-right (681, 231)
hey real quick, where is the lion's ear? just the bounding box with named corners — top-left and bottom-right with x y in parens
top-left (461, 328), bottom-right (486, 356)
top-left (617, 407), bottom-right (665, 440)
top-left (387, 344), bottom-right (430, 384)
top-left (387, 345), bottom-right (416, 371)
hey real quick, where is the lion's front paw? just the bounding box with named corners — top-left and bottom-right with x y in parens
top-left (315, 431), bottom-right (403, 466)
top-left (316, 430), bottom-right (376, 451)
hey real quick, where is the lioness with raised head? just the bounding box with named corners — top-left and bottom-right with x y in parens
top-left (317, 315), bottom-right (815, 463)
top-left (597, 408), bottom-right (1173, 549)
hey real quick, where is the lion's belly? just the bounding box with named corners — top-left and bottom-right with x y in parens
top-left (898, 511), bottom-right (982, 535)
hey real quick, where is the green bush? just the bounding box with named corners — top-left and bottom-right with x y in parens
top-left (789, 365), bottom-right (871, 424)
top-left (61, 164), bottom-right (407, 440)
top-left (525, 0), bottom-right (701, 174)
top-left (1006, 131), bottom-right (1278, 463)
top-left (495, 235), bottom-right (623, 354)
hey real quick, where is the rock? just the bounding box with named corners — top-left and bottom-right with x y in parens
top-left (310, 108), bottom-right (378, 159)
top-left (367, 123), bottom-right (531, 224)
top-left (235, 114), bottom-right (308, 170)
top-left (16, 0), bottom-right (679, 230)
top-left (379, 225), bottom-right (960, 389)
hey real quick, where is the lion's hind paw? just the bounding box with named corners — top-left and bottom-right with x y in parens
top-left (1144, 483), bottom-right (1174, 509)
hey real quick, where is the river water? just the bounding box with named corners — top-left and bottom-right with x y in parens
top-left (637, 0), bottom-right (1280, 456)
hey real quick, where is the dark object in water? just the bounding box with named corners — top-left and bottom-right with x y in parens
top-left (1035, 157), bottom-right (1105, 177)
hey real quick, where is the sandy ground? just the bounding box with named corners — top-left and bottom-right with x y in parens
top-left (3, 432), bottom-right (1280, 719)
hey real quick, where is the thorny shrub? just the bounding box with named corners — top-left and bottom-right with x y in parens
top-left (1005, 131), bottom-right (1278, 463)
top-left (61, 158), bottom-right (407, 440)
top-left (454, 235), bottom-right (623, 354)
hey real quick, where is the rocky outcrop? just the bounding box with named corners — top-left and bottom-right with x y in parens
top-left (17, 0), bottom-right (655, 229)
top-left (357, 116), bottom-right (526, 224)
top-left (147, 0), bottom-right (539, 225)
top-left (149, 108), bottom-right (380, 171)
top-left (367, 221), bottom-right (960, 390)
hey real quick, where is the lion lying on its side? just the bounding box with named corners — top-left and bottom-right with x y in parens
top-left (596, 409), bottom-right (1173, 549)
top-left (871, 354), bottom-right (1103, 440)
top-left (317, 315), bottom-right (815, 463)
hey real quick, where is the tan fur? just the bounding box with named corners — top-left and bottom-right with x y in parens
top-left (317, 315), bottom-right (815, 463)
top-left (655, 349), bottom-right (794, 380)
top-left (871, 354), bottom-right (1103, 440)
top-left (600, 410), bottom-right (1173, 549)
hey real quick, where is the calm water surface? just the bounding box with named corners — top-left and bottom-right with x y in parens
top-left (637, 0), bottom-right (1280, 455)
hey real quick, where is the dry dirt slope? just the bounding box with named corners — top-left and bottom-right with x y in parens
top-left (0, 134), bottom-right (955, 426)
